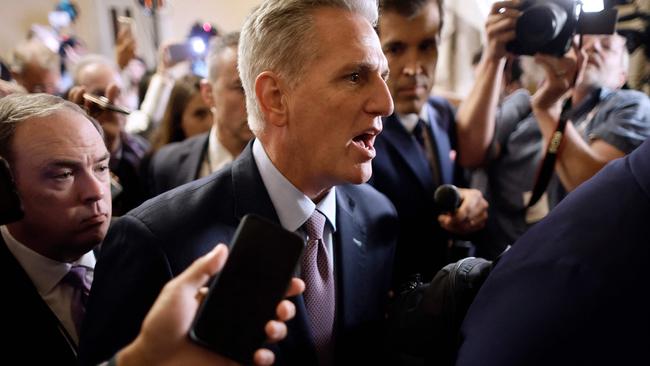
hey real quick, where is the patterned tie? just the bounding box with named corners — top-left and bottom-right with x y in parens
top-left (413, 119), bottom-right (441, 186)
top-left (61, 265), bottom-right (91, 336)
top-left (301, 209), bottom-right (335, 365)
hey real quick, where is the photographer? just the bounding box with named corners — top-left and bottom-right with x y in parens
top-left (456, 0), bottom-right (650, 250)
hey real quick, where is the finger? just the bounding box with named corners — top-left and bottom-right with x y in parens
top-left (490, 0), bottom-right (521, 14)
top-left (68, 86), bottom-right (86, 105)
top-left (265, 320), bottom-right (287, 342)
top-left (253, 348), bottom-right (275, 366)
top-left (285, 278), bottom-right (305, 298)
top-left (176, 244), bottom-right (229, 288)
top-left (105, 83), bottom-right (122, 104)
top-left (276, 299), bottom-right (296, 321)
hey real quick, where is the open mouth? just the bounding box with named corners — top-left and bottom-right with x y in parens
top-left (353, 133), bottom-right (375, 150)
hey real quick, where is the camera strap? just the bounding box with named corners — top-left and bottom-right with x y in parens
top-left (527, 89), bottom-right (605, 208)
top-left (527, 114), bottom-right (568, 208)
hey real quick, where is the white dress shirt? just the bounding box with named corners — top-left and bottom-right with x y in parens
top-left (199, 125), bottom-right (236, 178)
top-left (1, 225), bottom-right (95, 344)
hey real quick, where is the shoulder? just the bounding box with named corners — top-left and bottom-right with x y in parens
top-left (338, 183), bottom-right (397, 217)
top-left (428, 96), bottom-right (456, 116)
top-left (153, 133), bottom-right (208, 161)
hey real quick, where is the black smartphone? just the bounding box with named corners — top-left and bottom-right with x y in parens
top-left (0, 157), bottom-right (24, 225)
top-left (189, 214), bottom-right (304, 364)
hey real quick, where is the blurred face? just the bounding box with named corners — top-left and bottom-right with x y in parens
top-left (210, 46), bottom-right (252, 150)
top-left (579, 34), bottom-right (627, 90)
top-left (181, 92), bottom-right (212, 138)
top-left (7, 109), bottom-right (111, 262)
top-left (379, 1), bottom-right (441, 114)
top-left (17, 63), bottom-right (61, 95)
top-left (277, 8), bottom-right (393, 197)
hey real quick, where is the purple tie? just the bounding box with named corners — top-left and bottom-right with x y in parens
top-left (61, 265), bottom-right (91, 336)
top-left (301, 209), bottom-right (335, 365)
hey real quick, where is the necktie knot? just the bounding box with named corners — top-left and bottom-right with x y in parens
top-left (63, 265), bottom-right (91, 294)
top-left (413, 119), bottom-right (428, 147)
top-left (303, 209), bottom-right (326, 242)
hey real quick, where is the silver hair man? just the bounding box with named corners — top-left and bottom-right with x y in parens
top-left (238, 0), bottom-right (379, 134)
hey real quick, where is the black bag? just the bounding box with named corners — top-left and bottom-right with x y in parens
top-left (388, 257), bottom-right (494, 366)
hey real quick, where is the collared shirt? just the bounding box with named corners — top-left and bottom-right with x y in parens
top-left (397, 104), bottom-right (432, 133)
top-left (252, 139), bottom-right (337, 270)
top-left (0, 225), bottom-right (95, 344)
top-left (199, 125), bottom-right (235, 178)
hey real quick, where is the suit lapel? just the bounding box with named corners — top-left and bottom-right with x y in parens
top-left (426, 105), bottom-right (453, 184)
top-left (382, 114), bottom-right (435, 191)
top-left (334, 187), bottom-right (367, 333)
top-left (230, 141), bottom-right (315, 359)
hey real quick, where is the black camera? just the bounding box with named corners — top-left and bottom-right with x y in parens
top-left (506, 0), bottom-right (619, 56)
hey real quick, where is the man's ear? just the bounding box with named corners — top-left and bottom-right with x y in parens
top-left (255, 71), bottom-right (287, 127)
top-left (200, 79), bottom-right (215, 108)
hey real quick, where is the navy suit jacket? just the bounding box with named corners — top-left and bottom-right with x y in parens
top-left (370, 97), bottom-right (463, 285)
top-left (147, 132), bottom-right (209, 196)
top-left (80, 141), bottom-right (398, 366)
top-left (0, 236), bottom-right (78, 364)
top-left (457, 138), bottom-right (650, 365)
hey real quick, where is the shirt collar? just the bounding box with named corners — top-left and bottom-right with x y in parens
top-left (205, 125), bottom-right (235, 174)
top-left (252, 139), bottom-right (337, 233)
top-left (1, 225), bottom-right (95, 295)
top-left (397, 103), bottom-right (431, 133)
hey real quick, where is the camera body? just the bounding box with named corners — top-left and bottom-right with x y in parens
top-left (507, 0), bottom-right (619, 56)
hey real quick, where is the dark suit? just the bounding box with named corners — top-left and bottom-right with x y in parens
top-left (147, 132), bottom-right (209, 196)
top-left (456, 138), bottom-right (650, 365)
top-left (370, 97), bottom-right (463, 286)
top-left (80, 141), bottom-right (398, 366)
top-left (0, 236), bottom-right (78, 364)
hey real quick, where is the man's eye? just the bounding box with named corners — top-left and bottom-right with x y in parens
top-left (54, 171), bottom-right (73, 180)
top-left (347, 73), bottom-right (361, 83)
top-left (384, 43), bottom-right (405, 55)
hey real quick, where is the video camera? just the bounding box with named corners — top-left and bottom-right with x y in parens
top-left (506, 0), bottom-right (619, 56)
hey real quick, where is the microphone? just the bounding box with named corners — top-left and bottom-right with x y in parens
top-left (434, 184), bottom-right (462, 214)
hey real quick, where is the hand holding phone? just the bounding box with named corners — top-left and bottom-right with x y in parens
top-left (189, 214), bottom-right (304, 364)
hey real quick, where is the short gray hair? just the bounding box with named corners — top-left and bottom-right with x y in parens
top-left (207, 32), bottom-right (241, 86)
top-left (10, 39), bottom-right (60, 74)
top-left (72, 54), bottom-right (119, 87)
top-left (239, 0), bottom-right (379, 134)
top-left (0, 93), bottom-right (102, 165)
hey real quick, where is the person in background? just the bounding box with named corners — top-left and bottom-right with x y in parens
top-left (148, 74), bottom-right (213, 154)
top-left (80, 1), bottom-right (398, 365)
top-left (70, 54), bottom-right (149, 216)
top-left (456, 0), bottom-right (650, 251)
top-left (146, 32), bottom-right (252, 196)
top-left (9, 39), bottom-right (62, 95)
top-left (371, 0), bottom-right (489, 287)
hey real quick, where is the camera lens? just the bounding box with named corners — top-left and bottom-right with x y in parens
top-left (516, 3), bottom-right (568, 50)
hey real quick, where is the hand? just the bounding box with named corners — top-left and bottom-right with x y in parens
top-left (68, 84), bottom-right (125, 154)
top-left (116, 244), bottom-right (305, 366)
top-left (484, 0), bottom-right (521, 62)
top-left (438, 188), bottom-right (488, 235)
top-left (116, 26), bottom-right (137, 70)
top-left (530, 44), bottom-right (585, 113)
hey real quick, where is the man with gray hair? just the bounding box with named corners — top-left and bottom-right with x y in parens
top-left (82, 0), bottom-right (398, 365)
top-left (0, 93), bottom-right (110, 364)
top-left (9, 39), bottom-right (61, 95)
top-left (146, 32), bottom-right (253, 196)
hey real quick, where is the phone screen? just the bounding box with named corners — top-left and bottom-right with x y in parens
top-left (189, 214), bottom-right (304, 363)
top-left (0, 158), bottom-right (24, 225)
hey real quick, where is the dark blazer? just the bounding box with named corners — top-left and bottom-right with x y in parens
top-left (80, 141), bottom-right (398, 366)
top-left (0, 236), bottom-right (78, 364)
top-left (147, 132), bottom-right (209, 196)
top-left (457, 138), bottom-right (650, 365)
top-left (370, 97), bottom-right (462, 286)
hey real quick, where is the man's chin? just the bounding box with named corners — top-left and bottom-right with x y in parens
top-left (394, 98), bottom-right (426, 115)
